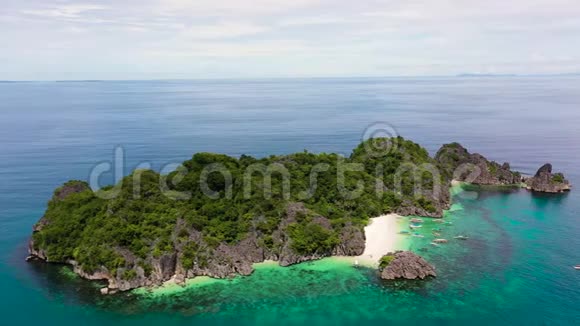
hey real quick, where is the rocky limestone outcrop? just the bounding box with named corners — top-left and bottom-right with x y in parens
top-left (436, 143), bottom-right (573, 194)
top-left (435, 143), bottom-right (522, 185)
top-left (332, 225), bottom-right (366, 256)
top-left (524, 163), bottom-right (571, 193)
top-left (181, 232), bottom-right (265, 280)
top-left (394, 190), bottom-right (451, 218)
top-left (379, 251), bottom-right (436, 280)
top-left (27, 201), bottom-right (366, 293)
top-left (275, 203), bottom-right (365, 266)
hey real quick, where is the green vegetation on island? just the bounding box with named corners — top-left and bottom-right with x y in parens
top-left (379, 253), bottom-right (395, 269)
top-left (28, 137), bottom-right (569, 292)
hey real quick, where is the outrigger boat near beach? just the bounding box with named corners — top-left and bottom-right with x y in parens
top-left (412, 233), bottom-right (424, 238)
top-left (430, 242), bottom-right (440, 247)
top-left (454, 235), bottom-right (469, 240)
top-left (574, 265), bottom-right (580, 270)
top-left (410, 218), bottom-right (424, 223)
top-left (433, 239), bottom-right (449, 244)
top-left (409, 224), bottom-right (422, 229)
top-left (433, 219), bottom-right (445, 223)
top-left (399, 230), bottom-right (410, 235)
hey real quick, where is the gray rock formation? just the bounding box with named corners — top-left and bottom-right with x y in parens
top-left (435, 143), bottom-right (521, 185)
top-left (28, 201), bottom-right (366, 293)
top-left (435, 143), bottom-right (573, 194)
top-left (379, 251), bottom-right (436, 280)
top-left (276, 203), bottom-right (365, 267)
top-left (524, 163), bottom-right (571, 193)
top-left (394, 194), bottom-right (450, 218)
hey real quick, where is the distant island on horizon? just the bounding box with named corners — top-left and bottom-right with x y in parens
top-left (3, 73), bottom-right (580, 84)
top-left (456, 73), bottom-right (519, 77)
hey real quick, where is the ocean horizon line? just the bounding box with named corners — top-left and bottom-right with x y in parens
top-left (2, 72), bottom-right (580, 83)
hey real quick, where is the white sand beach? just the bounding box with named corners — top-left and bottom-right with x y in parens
top-left (355, 214), bottom-right (403, 266)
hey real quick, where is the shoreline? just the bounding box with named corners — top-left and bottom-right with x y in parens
top-left (353, 214), bottom-right (407, 267)
top-left (134, 184), bottom-right (471, 296)
top-left (29, 140), bottom-right (572, 296)
top-left (138, 215), bottom-right (408, 296)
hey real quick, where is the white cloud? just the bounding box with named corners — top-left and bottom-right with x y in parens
top-left (181, 22), bottom-right (269, 39)
top-left (146, 40), bottom-right (310, 58)
top-left (2, 0), bottom-right (580, 79)
top-left (21, 4), bottom-right (108, 19)
top-left (277, 15), bottom-right (352, 27)
top-left (158, 0), bottom-right (325, 16)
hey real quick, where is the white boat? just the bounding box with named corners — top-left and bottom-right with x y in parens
top-left (412, 233), bottom-right (424, 238)
top-left (575, 265), bottom-right (580, 270)
top-left (430, 242), bottom-right (440, 247)
top-left (410, 224), bottom-right (422, 229)
top-left (410, 218), bottom-right (424, 223)
top-left (454, 235), bottom-right (469, 240)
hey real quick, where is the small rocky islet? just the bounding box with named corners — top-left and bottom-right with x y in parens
top-left (435, 142), bottom-right (571, 192)
top-left (524, 163), bottom-right (572, 193)
top-left (26, 138), bottom-right (571, 293)
top-left (379, 251), bottom-right (437, 280)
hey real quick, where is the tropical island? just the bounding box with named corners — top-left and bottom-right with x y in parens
top-left (26, 137), bottom-right (571, 294)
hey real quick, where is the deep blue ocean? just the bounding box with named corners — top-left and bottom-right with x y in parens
top-left (1, 77), bottom-right (579, 325)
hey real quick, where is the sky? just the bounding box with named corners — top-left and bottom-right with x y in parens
top-left (1, 0), bottom-right (580, 80)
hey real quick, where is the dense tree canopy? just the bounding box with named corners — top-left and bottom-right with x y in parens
top-left (31, 137), bottom-right (447, 274)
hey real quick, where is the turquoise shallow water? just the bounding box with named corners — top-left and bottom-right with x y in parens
top-left (1, 77), bottom-right (580, 324)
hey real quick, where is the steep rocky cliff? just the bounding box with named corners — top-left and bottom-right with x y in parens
top-left (435, 143), bottom-right (522, 185)
top-left (435, 143), bottom-right (572, 194)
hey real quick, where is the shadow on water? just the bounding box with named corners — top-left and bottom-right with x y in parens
top-left (378, 276), bottom-right (435, 295)
top-left (529, 190), bottom-right (570, 209)
top-left (458, 183), bottom-right (521, 201)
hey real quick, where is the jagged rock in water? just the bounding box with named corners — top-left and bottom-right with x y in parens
top-left (379, 251), bottom-right (436, 280)
top-left (525, 163), bottom-right (571, 193)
